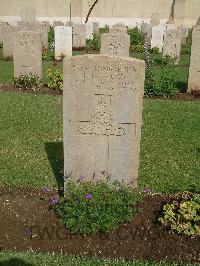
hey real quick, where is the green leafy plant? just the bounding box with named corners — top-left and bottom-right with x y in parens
top-left (86, 34), bottom-right (100, 53)
top-left (144, 55), bottom-right (177, 98)
top-left (46, 68), bottom-right (63, 90)
top-left (42, 46), bottom-right (48, 60)
top-left (130, 43), bottom-right (144, 53)
top-left (13, 74), bottom-right (42, 91)
top-left (159, 192), bottom-right (200, 237)
top-left (48, 26), bottom-right (54, 44)
top-left (150, 47), bottom-right (160, 54)
top-left (128, 27), bottom-right (145, 46)
top-left (54, 180), bottom-right (141, 235)
top-left (159, 56), bottom-right (177, 97)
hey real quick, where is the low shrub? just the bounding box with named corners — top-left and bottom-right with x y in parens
top-left (53, 180), bottom-right (141, 235)
top-left (13, 74), bottom-right (42, 91)
top-left (150, 47), bottom-right (160, 54)
top-left (48, 26), bottom-right (54, 44)
top-left (159, 192), bottom-right (200, 237)
top-left (130, 43), bottom-right (144, 53)
top-left (128, 27), bottom-right (145, 46)
top-left (144, 56), bottom-right (177, 98)
top-left (46, 68), bottom-right (63, 90)
top-left (86, 34), bottom-right (100, 53)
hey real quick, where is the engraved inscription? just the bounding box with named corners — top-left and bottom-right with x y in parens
top-left (78, 96), bottom-right (126, 136)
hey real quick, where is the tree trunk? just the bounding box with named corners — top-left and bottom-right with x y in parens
top-left (85, 0), bottom-right (99, 23)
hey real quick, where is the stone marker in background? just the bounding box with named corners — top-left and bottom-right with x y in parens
top-left (2, 25), bottom-right (17, 58)
top-left (55, 26), bottom-right (72, 59)
top-left (166, 17), bottom-right (176, 30)
top-left (163, 29), bottom-right (182, 64)
top-left (110, 24), bottom-right (127, 34)
top-left (63, 54), bottom-right (145, 189)
top-left (141, 23), bottom-right (152, 45)
top-left (53, 21), bottom-right (64, 27)
top-left (73, 24), bottom-right (86, 48)
top-left (150, 12), bottom-right (161, 26)
top-left (93, 22), bottom-right (99, 35)
top-left (42, 21), bottom-right (50, 32)
top-left (151, 25), bottom-right (165, 52)
top-left (188, 27), bottom-right (200, 92)
top-left (13, 31), bottom-right (42, 78)
top-left (86, 22), bottom-right (94, 39)
top-left (17, 22), bottom-right (48, 49)
top-left (20, 7), bottom-right (36, 23)
top-left (101, 33), bottom-right (130, 57)
top-left (178, 25), bottom-right (188, 45)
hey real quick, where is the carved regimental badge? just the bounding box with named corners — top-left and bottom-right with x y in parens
top-left (78, 96), bottom-right (126, 136)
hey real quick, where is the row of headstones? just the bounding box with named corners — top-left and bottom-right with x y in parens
top-left (0, 22), bottom-right (127, 79)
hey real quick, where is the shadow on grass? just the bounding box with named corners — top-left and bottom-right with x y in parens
top-left (0, 258), bottom-right (33, 265)
top-left (45, 142), bottom-right (64, 196)
top-left (176, 81), bottom-right (187, 93)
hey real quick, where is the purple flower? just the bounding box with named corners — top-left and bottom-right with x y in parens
top-left (42, 187), bottom-right (49, 193)
top-left (143, 187), bottom-right (152, 194)
top-left (84, 193), bottom-right (93, 200)
top-left (50, 196), bottom-right (59, 205)
top-left (77, 175), bottom-right (85, 183)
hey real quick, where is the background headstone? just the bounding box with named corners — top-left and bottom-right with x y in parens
top-left (17, 22), bottom-right (48, 49)
top-left (150, 12), bottom-right (161, 26)
top-left (178, 25), bottom-right (188, 45)
top-left (63, 54), bottom-right (145, 189)
top-left (13, 31), bottom-right (42, 78)
top-left (163, 29), bottom-right (182, 64)
top-left (73, 24), bottom-right (86, 48)
top-left (110, 24), bottom-right (127, 34)
top-left (93, 22), bottom-right (99, 35)
top-left (86, 22), bottom-right (94, 40)
top-left (2, 25), bottom-right (17, 58)
top-left (55, 26), bottom-right (72, 59)
top-left (100, 33), bottom-right (130, 57)
top-left (141, 23), bottom-right (152, 45)
top-left (53, 21), bottom-right (64, 27)
top-left (188, 27), bottom-right (200, 92)
top-left (151, 25), bottom-right (165, 52)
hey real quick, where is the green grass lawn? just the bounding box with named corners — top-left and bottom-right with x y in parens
top-left (0, 92), bottom-right (200, 194)
top-left (0, 252), bottom-right (198, 266)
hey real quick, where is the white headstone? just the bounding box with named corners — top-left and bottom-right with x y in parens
top-left (86, 22), bottom-right (94, 40)
top-left (55, 26), bottom-right (72, 59)
top-left (151, 25), bottom-right (166, 52)
top-left (63, 54), bottom-right (145, 189)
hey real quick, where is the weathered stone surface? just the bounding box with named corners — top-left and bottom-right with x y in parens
top-left (163, 29), bottom-right (182, 64)
top-left (73, 24), bottom-right (86, 48)
top-left (13, 31), bottom-right (42, 78)
top-left (86, 22), bottom-right (94, 39)
top-left (63, 54), bottom-right (145, 189)
top-left (178, 25), bottom-right (188, 45)
top-left (141, 23), bottom-right (152, 44)
top-left (53, 21), bottom-right (64, 27)
top-left (110, 24), bottom-right (127, 34)
top-left (100, 33), bottom-right (130, 57)
top-left (150, 12), bottom-right (161, 26)
top-left (17, 22), bottom-right (48, 49)
top-left (41, 21), bottom-right (50, 32)
top-left (20, 7), bottom-right (36, 23)
top-left (188, 27), bottom-right (200, 92)
top-left (2, 25), bottom-right (17, 58)
top-left (93, 22), bottom-right (99, 35)
top-left (55, 26), bottom-right (72, 59)
top-left (151, 25), bottom-right (165, 52)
